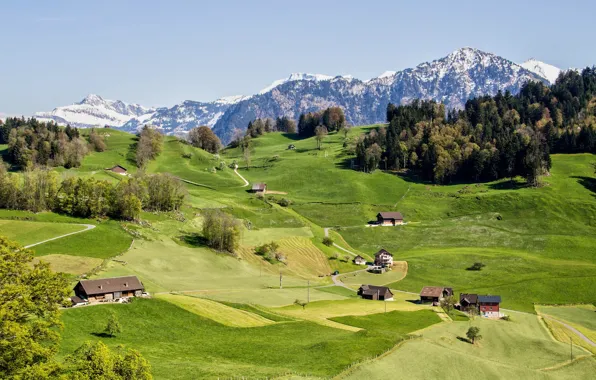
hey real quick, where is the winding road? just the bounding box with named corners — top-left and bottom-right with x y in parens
top-left (24, 224), bottom-right (96, 249)
top-left (542, 315), bottom-right (596, 347)
top-left (233, 165), bottom-right (249, 187)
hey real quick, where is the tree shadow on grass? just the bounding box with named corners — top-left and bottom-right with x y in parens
top-left (126, 139), bottom-right (139, 167)
top-left (573, 176), bottom-right (596, 196)
top-left (487, 179), bottom-right (528, 191)
top-left (281, 133), bottom-right (303, 141)
top-left (457, 336), bottom-right (472, 344)
top-left (91, 332), bottom-right (115, 338)
top-left (178, 233), bottom-right (208, 248)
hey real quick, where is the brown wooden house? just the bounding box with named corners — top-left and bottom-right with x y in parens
top-left (419, 286), bottom-right (453, 304)
top-left (251, 183), bottom-right (267, 195)
top-left (376, 212), bottom-right (404, 226)
top-left (374, 249), bottom-right (393, 267)
top-left (358, 284), bottom-right (394, 301)
top-left (107, 165), bottom-right (128, 175)
top-left (459, 293), bottom-right (478, 311)
top-left (73, 276), bottom-right (144, 302)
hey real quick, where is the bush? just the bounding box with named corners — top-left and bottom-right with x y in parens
top-left (277, 198), bottom-right (292, 207)
top-left (466, 262), bottom-right (486, 271)
top-left (182, 153), bottom-right (192, 159)
top-left (322, 237), bottom-right (334, 247)
top-left (500, 315), bottom-right (511, 321)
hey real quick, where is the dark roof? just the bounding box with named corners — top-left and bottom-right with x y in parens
top-left (459, 293), bottom-right (478, 304)
top-left (359, 284), bottom-right (393, 296)
top-left (420, 286), bottom-right (450, 298)
top-left (354, 255), bottom-right (365, 261)
top-left (107, 164), bottom-right (127, 171)
top-left (75, 276), bottom-right (144, 296)
top-left (252, 183), bottom-right (266, 191)
top-left (377, 212), bottom-right (403, 220)
top-left (374, 249), bottom-right (393, 257)
top-left (478, 295), bottom-right (501, 303)
top-left (70, 295), bottom-right (86, 304)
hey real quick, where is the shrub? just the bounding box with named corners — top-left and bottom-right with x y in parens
top-left (277, 198), bottom-right (292, 207)
top-left (181, 153), bottom-right (192, 159)
top-left (500, 315), bottom-right (511, 321)
top-left (322, 237), bottom-right (334, 247)
top-left (466, 262), bottom-right (486, 271)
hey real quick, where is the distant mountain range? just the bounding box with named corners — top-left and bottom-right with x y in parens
top-left (34, 48), bottom-right (567, 143)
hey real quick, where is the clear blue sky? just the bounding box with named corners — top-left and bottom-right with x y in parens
top-left (0, 0), bottom-right (594, 115)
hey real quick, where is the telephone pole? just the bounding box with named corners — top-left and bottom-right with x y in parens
top-left (307, 280), bottom-right (310, 303)
top-left (279, 270), bottom-right (283, 289)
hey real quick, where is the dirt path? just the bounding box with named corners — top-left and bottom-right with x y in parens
top-left (542, 315), bottom-right (596, 347)
top-left (324, 228), bottom-right (361, 258)
top-left (332, 267), bottom-right (370, 290)
top-left (24, 224), bottom-right (96, 249)
top-left (233, 165), bottom-right (249, 187)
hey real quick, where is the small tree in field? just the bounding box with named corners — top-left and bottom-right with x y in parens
top-left (294, 299), bottom-right (308, 310)
top-left (105, 312), bottom-right (122, 337)
top-left (322, 237), bottom-right (333, 247)
top-left (466, 326), bottom-right (482, 344)
top-left (440, 295), bottom-right (456, 316)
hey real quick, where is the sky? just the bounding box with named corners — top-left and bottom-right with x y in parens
top-left (1, 0), bottom-right (595, 116)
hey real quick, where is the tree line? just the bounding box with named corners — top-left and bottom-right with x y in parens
top-left (0, 164), bottom-right (184, 220)
top-left (0, 118), bottom-right (107, 169)
top-left (355, 67), bottom-right (596, 184)
top-left (298, 107), bottom-right (346, 137)
top-left (243, 116), bottom-right (297, 140)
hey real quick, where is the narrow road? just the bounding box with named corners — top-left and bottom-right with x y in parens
top-left (324, 227), bottom-right (362, 257)
top-left (234, 165), bottom-right (249, 187)
top-left (24, 224), bottom-right (96, 249)
top-left (331, 267), bottom-right (370, 290)
top-left (542, 315), bottom-right (596, 347)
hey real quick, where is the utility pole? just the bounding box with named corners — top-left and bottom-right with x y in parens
top-left (279, 270), bottom-right (282, 289)
top-left (307, 280), bottom-right (310, 303)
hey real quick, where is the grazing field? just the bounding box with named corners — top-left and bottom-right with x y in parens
top-left (0, 219), bottom-right (86, 246)
top-left (33, 254), bottom-right (103, 275)
top-left (341, 312), bottom-right (595, 380)
top-left (340, 261), bottom-right (408, 286)
top-left (59, 298), bottom-right (427, 379)
top-left (537, 304), bottom-right (596, 352)
top-left (155, 293), bottom-right (275, 327)
top-left (330, 309), bottom-right (441, 335)
top-left (241, 226), bottom-right (312, 246)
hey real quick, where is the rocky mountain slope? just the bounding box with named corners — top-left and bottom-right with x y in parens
top-left (33, 48), bottom-right (560, 142)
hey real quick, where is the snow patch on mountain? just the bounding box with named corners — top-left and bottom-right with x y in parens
top-left (520, 59), bottom-right (562, 84)
top-left (258, 73), bottom-right (335, 94)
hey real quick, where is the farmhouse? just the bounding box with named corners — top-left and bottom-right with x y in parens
top-left (107, 164), bottom-right (127, 175)
top-left (73, 276), bottom-right (144, 303)
top-left (419, 286), bottom-right (453, 304)
top-left (478, 295), bottom-right (502, 318)
top-left (374, 249), bottom-right (393, 267)
top-left (251, 183), bottom-right (267, 195)
top-left (353, 255), bottom-right (366, 265)
top-left (358, 285), bottom-right (394, 301)
top-left (376, 212), bottom-right (404, 226)
top-left (459, 293), bottom-right (478, 311)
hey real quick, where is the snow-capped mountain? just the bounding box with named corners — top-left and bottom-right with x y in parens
top-left (520, 59), bottom-right (562, 84)
top-left (35, 94), bottom-right (156, 129)
top-left (121, 95), bottom-right (249, 134)
top-left (33, 47), bottom-right (559, 143)
top-left (212, 47), bottom-right (547, 142)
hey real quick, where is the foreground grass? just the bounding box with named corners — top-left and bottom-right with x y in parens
top-left (59, 298), bottom-right (430, 379)
top-left (342, 312), bottom-right (595, 379)
top-left (0, 220), bottom-right (85, 246)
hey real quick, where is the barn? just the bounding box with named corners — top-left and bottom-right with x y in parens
top-left (358, 285), bottom-right (394, 301)
top-left (376, 212), bottom-right (404, 226)
top-left (107, 165), bottom-right (128, 175)
top-left (73, 276), bottom-right (144, 303)
top-left (419, 286), bottom-right (453, 304)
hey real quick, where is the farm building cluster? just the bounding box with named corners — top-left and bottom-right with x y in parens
top-left (419, 286), bottom-right (502, 318)
top-left (71, 275), bottom-right (146, 306)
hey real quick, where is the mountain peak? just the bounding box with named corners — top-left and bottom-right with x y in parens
top-left (520, 59), bottom-right (562, 84)
top-left (259, 73), bottom-right (334, 94)
top-left (79, 94), bottom-right (105, 105)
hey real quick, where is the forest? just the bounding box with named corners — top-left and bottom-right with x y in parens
top-left (355, 67), bottom-right (596, 184)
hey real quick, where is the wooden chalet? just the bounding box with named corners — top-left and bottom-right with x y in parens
top-left (73, 276), bottom-right (144, 302)
top-left (107, 164), bottom-right (128, 175)
top-left (374, 249), bottom-right (393, 267)
top-left (251, 183), bottom-right (267, 194)
top-left (358, 285), bottom-right (394, 301)
top-left (478, 295), bottom-right (502, 318)
top-left (419, 286), bottom-right (453, 304)
top-left (353, 255), bottom-right (367, 265)
top-left (459, 293), bottom-right (478, 311)
top-left (376, 212), bottom-right (404, 226)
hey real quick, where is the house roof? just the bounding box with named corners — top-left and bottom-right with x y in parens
top-left (420, 286), bottom-right (450, 298)
top-left (70, 295), bottom-right (86, 304)
top-left (75, 276), bottom-right (144, 296)
top-left (354, 255), bottom-right (365, 261)
top-left (107, 165), bottom-right (127, 171)
top-left (374, 249), bottom-right (393, 257)
top-left (478, 295), bottom-right (501, 303)
top-left (252, 183), bottom-right (266, 191)
top-left (377, 212), bottom-right (403, 220)
top-left (359, 284), bottom-right (393, 296)
top-left (459, 293), bottom-right (478, 304)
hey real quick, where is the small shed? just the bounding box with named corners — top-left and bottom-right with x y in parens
top-left (376, 212), bottom-right (404, 226)
top-left (353, 255), bottom-right (366, 265)
top-left (251, 183), bottom-right (267, 194)
top-left (288, 144), bottom-right (296, 150)
top-left (107, 165), bottom-right (127, 175)
top-left (419, 286), bottom-right (453, 304)
top-left (358, 285), bottom-right (393, 301)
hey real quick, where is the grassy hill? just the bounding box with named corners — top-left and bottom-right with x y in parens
top-left (2, 126), bottom-right (596, 378)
